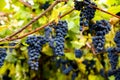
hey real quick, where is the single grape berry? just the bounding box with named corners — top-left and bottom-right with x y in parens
top-left (74, 49), bottom-right (83, 58)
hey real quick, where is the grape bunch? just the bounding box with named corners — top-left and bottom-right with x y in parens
top-left (52, 21), bottom-right (68, 56)
top-left (107, 48), bottom-right (118, 70)
top-left (79, 1), bottom-right (97, 31)
top-left (92, 20), bottom-right (111, 53)
top-left (26, 35), bottom-right (47, 70)
top-left (0, 48), bottom-right (7, 67)
top-left (74, 0), bottom-right (97, 31)
top-left (106, 31), bottom-right (120, 79)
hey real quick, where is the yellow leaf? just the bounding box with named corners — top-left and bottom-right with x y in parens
top-left (0, 25), bottom-right (8, 32)
top-left (88, 74), bottom-right (97, 80)
top-left (50, 9), bottom-right (59, 22)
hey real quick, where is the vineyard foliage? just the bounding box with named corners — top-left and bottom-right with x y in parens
top-left (0, 0), bottom-right (120, 80)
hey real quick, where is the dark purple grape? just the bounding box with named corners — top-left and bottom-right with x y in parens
top-left (0, 48), bottom-right (7, 67)
top-left (74, 49), bottom-right (83, 58)
top-left (72, 72), bottom-right (77, 80)
top-left (114, 31), bottom-right (120, 47)
top-left (74, 1), bottom-right (84, 11)
top-left (63, 65), bottom-right (73, 75)
top-left (41, 1), bottom-right (50, 10)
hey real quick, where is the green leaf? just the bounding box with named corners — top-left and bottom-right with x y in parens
top-left (65, 52), bottom-right (75, 60)
top-left (0, 0), bottom-right (6, 11)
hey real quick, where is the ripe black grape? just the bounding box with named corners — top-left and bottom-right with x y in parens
top-left (44, 26), bottom-right (52, 39)
top-left (100, 69), bottom-right (105, 77)
top-left (72, 72), bottom-right (77, 80)
top-left (63, 65), bottom-right (73, 75)
top-left (114, 31), bottom-right (120, 47)
top-left (41, 1), bottom-right (50, 10)
top-left (74, 49), bottom-right (83, 58)
top-left (74, 1), bottom-right (84, 11)
top-left (0, 48), bottom-right (7, 67)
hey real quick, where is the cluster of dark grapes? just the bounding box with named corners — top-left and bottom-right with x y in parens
top-left (26, 20), bottom-right (68, 70)
top-left (44, 26), bottom-right (52, 39)
top-left (56, 58), bottom-right (79, 80)
top-left (74, 0), bottom-right (97, 31)
top-left (107, 31), bottom-right (120, 79)
top-left (107, 48), bottom-right (118, 70)
top-left (92, 20), bottom-right (111, 53)
top-left (26, 35), bottom-right (47, 70)
top-left (0, 48), bottom-right (7, 67)
top-left (51, 21), bottom-right (68, 56)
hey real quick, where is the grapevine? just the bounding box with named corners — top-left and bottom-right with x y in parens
top-left (0, 0), bottom-right (120, 80)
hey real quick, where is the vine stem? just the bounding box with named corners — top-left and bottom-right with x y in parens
top-left (1, 0), bottom-right (66, 42)
top-left (19, 0), bottom-right (32, 9)
top-left (5, 8), bottom-right (74, 41)
top-left (91, 5), bottom-right (120, 19)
